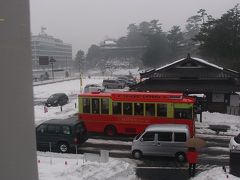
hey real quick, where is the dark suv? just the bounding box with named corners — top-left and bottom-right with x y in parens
top-left (45, 93), bottom-right (69, 107)
top-left (36, 118), bottom-right (88, 153)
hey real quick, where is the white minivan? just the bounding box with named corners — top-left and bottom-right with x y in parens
top-left (131, 124), bottom-right (190, 162)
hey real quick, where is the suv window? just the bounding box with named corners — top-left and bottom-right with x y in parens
top-left (75, 124), bottom-right (84, 134)
top-left (157, 132), bottom-right (172, 141)
top-left (142, 132), bottom-right (155, 141)
top-left (47, 125), bottom-right (61, 134)
top-left (174, 132), bottom-right (187, 142)
top-left (37, 124), bottom-right (47, 134)
top-left (62, 126), bottom-right (71, 135)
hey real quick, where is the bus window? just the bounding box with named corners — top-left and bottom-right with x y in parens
top-left (113, 102), bottom-right (122, 115)
top-left (83, 98), bottom-right (90, 113)
top-left (101, 98), bottom-right (109, 114)
top-left (134, 103), bottom-right (144, 116)
top-left (146, 103), bottom-right (155, 116)
top-left (123, 102), bottom-right (133, 115)
top-left (174, 108), bottom-right (192, 119)
top-left (92, 98), bottom-right (100, 114)
top-left (157, 104), bottom-right (167, 117)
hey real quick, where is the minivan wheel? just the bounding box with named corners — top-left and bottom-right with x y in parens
top-left (58, 142), bottom-right (69, 153)
top-left (132, 150), bottom-right (142, 159)
top-left (104, 125), bottom-right (117, 136)
top-left (175, 152), bottom-right (186, 162)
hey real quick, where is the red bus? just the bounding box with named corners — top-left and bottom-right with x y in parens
top-left (78, 91), bottom-right (195, 137)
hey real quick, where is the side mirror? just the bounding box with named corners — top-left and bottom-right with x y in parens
top-left (140, 138), bottom-right (143, 142)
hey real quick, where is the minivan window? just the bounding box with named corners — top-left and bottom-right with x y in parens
top-left (142, 132), bottom-right (155, 141)
top-left (157, 132), bottom-right (172, 141)
top-left (174, 132), bottom-right (187, 142)
top-left (135, 133), bottom-right (143, 140)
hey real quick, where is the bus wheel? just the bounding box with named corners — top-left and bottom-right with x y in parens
top-left (104, 125), bottom-right (117, 136)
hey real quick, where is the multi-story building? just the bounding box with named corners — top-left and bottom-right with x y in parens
top-left (31, 28), bottom-right (72, 70)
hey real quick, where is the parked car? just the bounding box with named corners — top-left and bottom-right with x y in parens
top-left (84, 84), bottom-right (105, 93)
top-left (229, 133), bottom-right (240, 153)
top-left (102, 79), bottom-right (125, 89)
top-left (45, 93), bottom-right (69, 107)
top-left (36, 118), bottom-right (88, 153)
top-left (131, 124), bottom-right (190, 162)
top-left (117, 76), bottom-right (137, 87)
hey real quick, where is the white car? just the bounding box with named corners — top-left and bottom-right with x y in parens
top-left (229, 133), bottom-right (240, 153)
top-left (84, 84), bottom-right (105, 93)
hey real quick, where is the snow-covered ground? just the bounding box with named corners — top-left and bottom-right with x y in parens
top-left (34, 73), bottom-right (240, 180)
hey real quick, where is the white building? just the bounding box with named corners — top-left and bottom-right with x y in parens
top-left (31, 28), bottom-right (72, 70)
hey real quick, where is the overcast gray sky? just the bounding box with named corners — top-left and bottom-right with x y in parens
top-left (30, 0), bottom-right (240, 56)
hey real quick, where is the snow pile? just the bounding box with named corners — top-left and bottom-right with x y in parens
top-left (38, 154), bottom-right (136, 180)
top-left (193, 167), bottom-right (239, 180)
top-left (196, 112), bottom-right (240, 136)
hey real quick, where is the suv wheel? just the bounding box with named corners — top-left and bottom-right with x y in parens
top-left (104, 125), bottom-right (117, 136)
top-left (175, 152), bottom-right (186, 162)
top-left (58, 142), bottom-right (69, 153)
top-left (132, 150), bottom-right (142, 159)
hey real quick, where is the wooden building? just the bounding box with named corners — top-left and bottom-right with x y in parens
top-left (131, 54), bottom-right (240, 114)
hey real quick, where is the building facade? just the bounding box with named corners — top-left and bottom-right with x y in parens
top-left (131, 54), bottom-right (240, 115)
top-left (31, 29), bottom-right (72, 70)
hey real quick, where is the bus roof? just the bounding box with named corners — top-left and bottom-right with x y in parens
top-left (79, 91), bottom-right (195, 103)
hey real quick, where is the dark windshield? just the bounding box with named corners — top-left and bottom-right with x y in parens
top-left (135, 133), bottom-right (143, 140)
top-left (234, 134), bottom-right (240, 144)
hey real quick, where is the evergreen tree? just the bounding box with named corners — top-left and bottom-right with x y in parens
top-left (195, 4), bottom-right (240, 70)
top-left (142, 20), bottom-right (170, 67)
top-left (167, 26), bottom-right (183, 57)
top-left (75, 50), bottom-right (85, 73)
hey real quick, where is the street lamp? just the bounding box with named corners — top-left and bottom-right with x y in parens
top-left (49, 57), bottom-right (56, 80)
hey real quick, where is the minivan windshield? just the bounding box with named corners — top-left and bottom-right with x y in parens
top-left (135, 133), bottom-right (142, 140)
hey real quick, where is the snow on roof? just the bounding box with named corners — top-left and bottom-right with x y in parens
top-left (155, 58), bottom-right (185, 71)
top-left (193, 57), bottom-right (223, 70)
top-left (155, 57), bottom-right (224, 71)
top-left (104, 40), bottom-right (116, 45)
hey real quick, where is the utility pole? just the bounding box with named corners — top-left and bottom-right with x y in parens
top-left (49, 57), bottom-right (56, 80)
